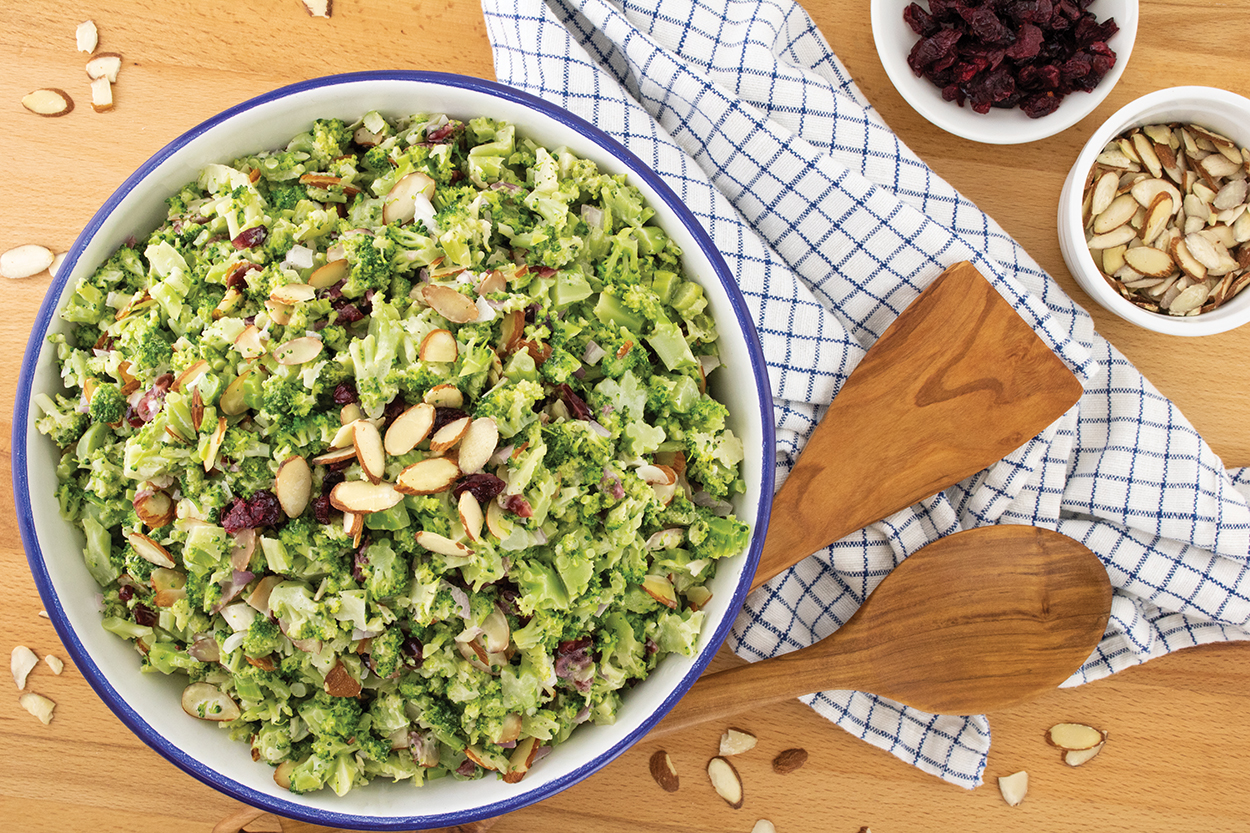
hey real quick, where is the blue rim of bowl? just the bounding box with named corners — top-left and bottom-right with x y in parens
top-left (12, 70), bottom-right (774, 830)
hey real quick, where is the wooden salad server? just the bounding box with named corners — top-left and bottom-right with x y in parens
top-left (656, 525), bottom-right (1113, 732)
top-left (752, 261), bottom-right (1085, 591)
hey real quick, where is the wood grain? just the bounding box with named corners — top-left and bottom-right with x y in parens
top-left (756, 262), bottom-right (1082, 589)
top-left (3, 2), bottom-right (1250, 832)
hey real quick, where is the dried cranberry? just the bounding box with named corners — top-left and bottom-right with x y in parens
top-left (502, 494), bottom-right (533, 519)
top-left (321, 470), bottom-right (345, 495)
top-left (904, 2), bottom-right (938, 36)
top-left (352, 540), bottom-right (370, 583)
top-left (452, 473), bottom-right (507, 503)
top-left (312, 494), bottom-right (334, 525)
top-left (332, 299), bottom-right (365, 325)
top-left (221, 490), bottom-right (284, 533)
top-left (554, 637), bottom-right (596, 693)
top-left (432, 406), bottom-right (468, 434)
top-left (426, 122), bottom-right (460, 144)
top-left (232, 226), bottom-right (268, 250)
top-left (401, 636), bottom-right (424, 667)
top-left (118, 584), bottom-right (134, 602)
top-left (332, 381), bottom-right (359, 405)
top-left (225, 262), bottom-right (259, 290)
top-left (133, 604), bottom-right (157, 627)
top-left (1021, 91), bottom-right (1062, 118)
top-left (382, 396), bottom-right (408, 429)
top-left (554, 384), bottom-right (593, 421)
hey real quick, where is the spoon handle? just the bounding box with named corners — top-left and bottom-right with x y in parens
top-left (650, 645), bottom-right (869, 737)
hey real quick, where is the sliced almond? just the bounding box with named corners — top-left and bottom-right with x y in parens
top-left (270, 282), bottom-right (316, 305)
top-left (1046, 722), bottom-right (1104, 750)
top-left (308, 258), bottom-right (349, 289)
top-left (384, 402), bottom-right (436, 456)
top-left (1064, 741), bottom-right (1106, 767)
top-left (172, 359), bottom-right (209, 393)
top-left (423, 383), bottom-right (464, 408)
top-left (1088, 224), bottom-right (1138, 249)
top-left (310, 445), bottom-right (358, 467)
top-left (706, 756), bottom-right (744, 809)
top-left (126, 531), bottom-right (175, 569)
top-left (464, 745), bottom-right (500, 772)
top-left (324, 661), bottom-right (361, 698)
top-left (1139, 193), bottom-right (1174, 245)
top-left (191, 388), bottom-right (205, 432)
top-left (641, 575), bottom-right (679, 609)
top-left (1092, 193), bottom-right (1138, 234)
top-left (275, 455), bottom-right (313, 518)
top-left (76, 20), bottom-right (98, 53)
top-left (22, 88), bottom-right (74, 117)
top-left (274, 759), bottom-right (296, 790)
top-left (1102, 244), bottom-right (1127, 275)
top-left (395, 456), bottom-right (460, 495)
top-left (44, 655), bottom-right (64, 675)
top-left (685, 584), bottom-right (713, 611)
top-left (1183, 232), bottom-right (1222, 270)
top-left (329, 480), bottom-right (402, 514)
top-left (418, 328), bottom-right (459, 363)
top-left (220, 368), bottom-right (255, 416)
top-left (1123, 246), bottom-right (1175, 278)
top-left (275, 336), bottom-right (323, 365)
top-left (89, 76), bottom-right (113, 112)
top-left (181, 682), bottom-right (240, 721)
top-left (301, 0), bottom-right (332, 16)
top-left (340, 403), bottom-right (363, 425)
top-left (204, 415), bottom-right (228, 472)
top-left (503, 736), bottom-right (541, 783)
top-left (421, 284), bottom-right (480, 323)
top-left (1090, 171), bottom-right (1119, 217)
top-left (1168, 282), bottom-right (1211, 314)
top-left (458, 491), bottom-right (484, 541)
top-left (1, 244), bottom-right (56, 279)
top-left (344, 510), bottom-right (364, 547)
top-left (233, 325), bottom-right (267, 359)
top-left (382, 171), bottom-right (435, 225)
top-left (414, 530), bottom-right (472, 557)
top-left (998, 770), bottom-right (1028, 807)
top-left (1171, 237), bottom-right (1208, 280)
top-left (352, 420), bottom-right (386, 483)
top-left (477, 270), bottom-right (506, 296)
top-left (719, 728), bottom-right (758, 757)
top-left (481, 606), bottom-right (511, 654)
top-left (456, 416), bottom-right (498, 474)
top-left (1132, 132), bottom-right (1162, 178)
top-left (246, 575), bottom-right (285, 615)
top-left (85, 52), bottom-right (123, 83)
top-left (499, 309), bottom-right (525, 355)
top-left (649, 750), bottom-right (680, 793)
top-left (645, 528), bottom-right (685, 551)
top-left (485, 498), bottom-right (513, 540)
top-left (134, 488), bottom-right (175, 529)
top-left (19, 692), bottom-right (56, 725)
top-left (429, 416), bottom-right (471, 453)
top-left (753, 822), bottom-right (777, 833)
top-left (11, 646), bottom-right (39, 690)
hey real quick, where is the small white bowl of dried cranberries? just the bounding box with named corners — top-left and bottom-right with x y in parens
top-left (872, 0), bottom-right (1138, 144)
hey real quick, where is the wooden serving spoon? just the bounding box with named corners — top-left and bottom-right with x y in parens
top-left (654, 525), bottom-right (1112, 735)
top-left (753, 261), bottom-right (1085, 591)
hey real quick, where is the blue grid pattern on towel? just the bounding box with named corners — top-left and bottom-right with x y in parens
top-left (481, 0), bottom-right (1250, 787)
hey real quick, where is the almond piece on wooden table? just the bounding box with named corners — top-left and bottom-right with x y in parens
top-left (1, 244), bottom-right (56, 279)
top-left (301, 0), bottom-right (332, 17)
top-left (1046, 722), bottom-right (1105, 750)
top-left (19, 692), bottom-right (56, 724)
top-left (76, 20), bottom-right (98, 52)
top-left (649, 750), bottom-right (680, 793)
top-left (998, 770), bottom-right (1028, 807)
top-left (90, 76), bottom-right (114, 112)
top-left (86, 52), bottom-right (123, 83)
top-left (706, 756), bottom-right (744, 809)
top-left (718, 728), bottom-right (758, 756)
top-left (771, 747), bottom-right (808, 774)
top-left (11, 646), bottom-right (39, 690)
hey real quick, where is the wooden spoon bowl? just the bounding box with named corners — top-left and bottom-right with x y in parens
top-left (655, 525), bottom-right (1113, 734)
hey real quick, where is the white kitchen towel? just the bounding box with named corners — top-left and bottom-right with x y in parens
top-left (480, 0), bottom-right (1250, 786)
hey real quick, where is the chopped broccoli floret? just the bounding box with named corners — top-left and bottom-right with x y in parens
top-left (88, 382), bottom-right (126, 425)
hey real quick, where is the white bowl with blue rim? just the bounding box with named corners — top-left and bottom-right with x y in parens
top-left (12, 71), bottom-right (774, 830)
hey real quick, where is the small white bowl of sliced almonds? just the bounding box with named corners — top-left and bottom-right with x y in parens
top-left (1058, 86), bottom-right (1250, 335)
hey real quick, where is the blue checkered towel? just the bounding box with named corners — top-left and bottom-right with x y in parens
top-left (481, 0), bottom-right (1250, 786)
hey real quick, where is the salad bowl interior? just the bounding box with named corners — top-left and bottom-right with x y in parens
top-left (14, 72), bottom-right (773, 830)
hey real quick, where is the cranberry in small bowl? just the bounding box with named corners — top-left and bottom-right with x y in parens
top-left (872, 0), bottom-right (1138, 144)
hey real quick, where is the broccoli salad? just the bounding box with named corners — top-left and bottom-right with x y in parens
top-left (35, 110), bottom-right (749, 796)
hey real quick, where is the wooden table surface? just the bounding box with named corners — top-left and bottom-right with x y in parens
top-left (4, 2), bottom-right (1249, 831)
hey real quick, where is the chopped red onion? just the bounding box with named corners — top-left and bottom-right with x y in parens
top-left (489, 445), bottom-right (514, 466)
top-left (587, 420), bottom-right (611, 438)
top-left (580, 204), bottom-right (604, 228)
top-left (221, 630), bottom-right (248, 655)
top-left (699, 354), bottom-right (722, 376)
top-left (581, 340), bottom-right (606, 365)
top-left (446, 584), bottom-right (471, 620)
top-left (189, 633), bottom-right (221, 662)
top-left (691, 491), bottom-right (734, 515)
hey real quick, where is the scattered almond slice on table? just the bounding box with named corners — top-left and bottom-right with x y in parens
top-left (1047, 721), bottom-right (1108, 766)
top-left (20, 88), bottom-right (74, 117)
top-left (751, 821), bottom-right (777, 833)
top-left (998, 770), bottom-right (1029, 807)
top-left (301, 0), bottom-right (332, 17)
top-left (1, 244), bottom-right (55, 279)
top-left (706, 756), bottom-right (744, 809)
top-left (12, 645), bottom-right (39, 689)
top-left (76, 20), bottom-right (98, 53)
top-left (44, 655), bottom-right (65, 675)
top-left (718, 727), bottom-right (758, 756)
top-left (86, 52), bottom-right (122, 83)
top-left (20, 692), bottom-right (57, 725)
top-left (648, 749), bottom-right (679, 793)
top-left (771, 747), bottom-right (808, 774)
